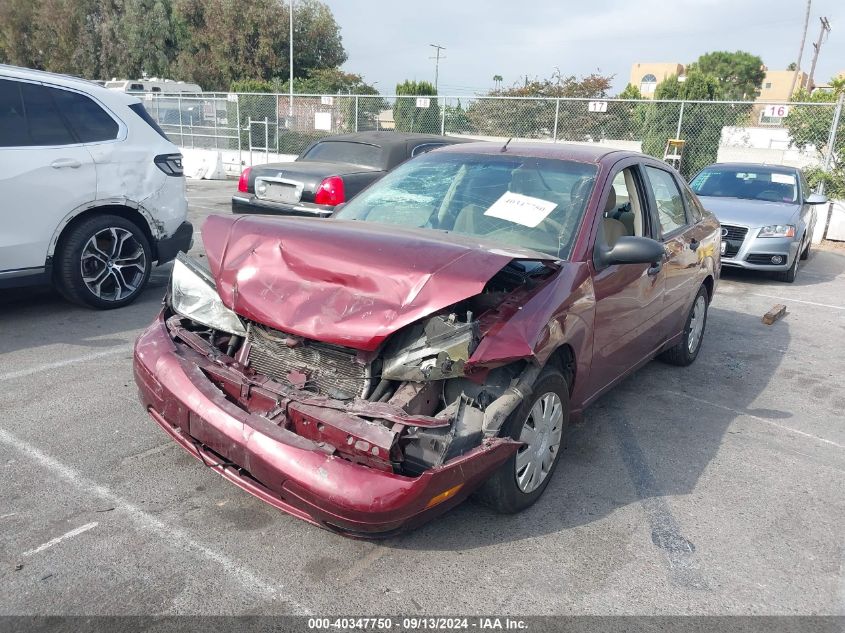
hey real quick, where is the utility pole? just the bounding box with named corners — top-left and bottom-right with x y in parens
top-left (429, 44), bottom-right (446, 93)
top-left (288, 0), bottom-right (294, 118)
top-left (806, 16), bottom-right (831, 92)
top-left (789, 0), bottom-right (812, 97)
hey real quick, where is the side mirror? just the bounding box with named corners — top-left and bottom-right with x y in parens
top-left (596, 236), bottom-right (666, 268)
top-left (805, 193), bottom-right (828, 205)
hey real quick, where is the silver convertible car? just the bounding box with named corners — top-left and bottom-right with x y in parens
top-left (690, 163), bottom-right (827, 282)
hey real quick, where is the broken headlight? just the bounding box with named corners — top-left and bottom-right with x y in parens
top-left (381, 314), bottom-right (479, 381)
top-left (169, 253), bottom-right (247, 336)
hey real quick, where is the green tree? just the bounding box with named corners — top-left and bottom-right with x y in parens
top-left (639, 70), bottom-right (752, 177)
top-left (444, 99), bottom-right (472, 134)
top-left (784, 86), bottom-right (844, 195)
top-left (121, 0), bottom-right (177, 78)
top-left (0, 0), bottom-right (40, 68)
top-left (467, 71), bottom-right (613, 139)
top-left (394, 80), bottom-right (440, 134)
top-left (687, 50), bottom-right (765, 100)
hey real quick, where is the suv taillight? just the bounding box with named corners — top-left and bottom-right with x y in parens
top-left (154, 153), bottom-right (183, 177)
top-left (238, 167), bottom-right (252, 193)
top-left (314, 176), bottom-right (345, 206)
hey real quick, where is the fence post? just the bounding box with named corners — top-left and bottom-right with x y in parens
top-left (441, 97), bottom-right (446, 135)
top-left (675, 100), bottom-right (685, 139)
top-left (354, 96), bottom-right (359, 133)
top-left (264, 117), bottom-right (269, 163)
top-left (276, 95), bottom-right (280, 153)
top-left (236, 98), bottom-right (241, 170)
top-left (177, 94), bottom-right (184, 147)
top-left (552, 98), bottom-right (560, 142)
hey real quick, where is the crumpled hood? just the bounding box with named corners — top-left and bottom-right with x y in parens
top-left (202, 215), bottom-right (555, 352)
top-left (698, 196), bottom-right (799, 228)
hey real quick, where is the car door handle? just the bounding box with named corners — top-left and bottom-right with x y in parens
top-left (689, 239), bottom-right (700, 251)
top-left (647, 261), bottom-right (662, 276)
top-left (51, 158), bottom-right (82, 169)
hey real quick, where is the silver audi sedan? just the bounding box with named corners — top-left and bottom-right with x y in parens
top-left (690, 163), bottom-right (827, 282)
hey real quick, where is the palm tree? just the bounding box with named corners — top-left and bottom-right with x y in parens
top-left (492, 74), bottom-right (503, 91)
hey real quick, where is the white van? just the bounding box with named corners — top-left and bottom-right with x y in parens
top-left (0, 65), bottom-right (191, 308)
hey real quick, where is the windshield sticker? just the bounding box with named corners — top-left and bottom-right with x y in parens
top-left (771, 173), bottom-right (796, 185)
top-left (484, 191), bottom-right (558, 228)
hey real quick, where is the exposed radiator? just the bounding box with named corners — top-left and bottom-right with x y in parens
top-left (247, 324), bottom-right (371, 400)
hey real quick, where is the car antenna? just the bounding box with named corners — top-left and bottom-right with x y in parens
top-left (501, 137), bottom-right (512, 152)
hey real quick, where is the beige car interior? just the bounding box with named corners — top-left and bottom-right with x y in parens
top-left (602, 168), bottom-right (644, 247)
top-left (449, 165), bottom-right (588, 254)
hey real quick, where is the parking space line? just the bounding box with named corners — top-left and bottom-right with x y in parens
top-left (0, 427), bottom-right (311, 615)
top-left (188, 204), bottom-right (228, 214)
top-left (0, 347), bottom-right (130, 382)
top-left (22, 522), bottom-right (98, 557)
top-left (750, 293), bottom-right (845, 311)
top-left (666, 390), bottom-right (844, 449)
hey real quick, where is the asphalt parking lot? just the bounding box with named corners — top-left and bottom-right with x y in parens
top-left (1, 179), bottom-right (843, 616)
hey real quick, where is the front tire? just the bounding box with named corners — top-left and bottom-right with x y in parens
top-left (800, 237), bottom-right (811, 260)
top-left (776, 252), bottom-right (799, 283)
top-left (476, 368), bottom-right (569, 514)
top-left (659, 286), bottom-right (709, 366)
top-left (55, 214), bottom-right (152, 309)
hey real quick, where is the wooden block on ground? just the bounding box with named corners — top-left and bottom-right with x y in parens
top-left (762, 304), bottom-right (787, 325)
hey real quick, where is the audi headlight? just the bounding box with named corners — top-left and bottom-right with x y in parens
top-left (758, 224), bottom-right (796, 238)
top-left (169, 254), bottom-right (247, 336)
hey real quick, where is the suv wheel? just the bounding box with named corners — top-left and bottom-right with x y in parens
top-left (659, 286), bottom-right (709, 366)
top-left (475, 368), bottom-right (569, 514)
top-left (55, 214), bottom-right (152, 309)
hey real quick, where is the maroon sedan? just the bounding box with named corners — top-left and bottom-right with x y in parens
top-left (134, 143), bottom-right (720, 536)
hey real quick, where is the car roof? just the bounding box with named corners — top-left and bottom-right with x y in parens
top-left (312, 131), bottom-right (473, 147)
top-left (434, 141), bottom-right (632, 164)
top-left (0, 64), bottom-right (139, 107)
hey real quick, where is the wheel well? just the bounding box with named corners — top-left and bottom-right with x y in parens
top-left (702, 275), bottom-right (714, 302)
top-left (546, 344), bottom-right (576, 395)
top-left (53, 205), bottom-right (156, 264)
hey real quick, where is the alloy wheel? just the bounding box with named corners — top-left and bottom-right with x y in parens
top-left (516, 392), bottom-right (564, 493)
top-left (80, 227), bottom-right (147, 302)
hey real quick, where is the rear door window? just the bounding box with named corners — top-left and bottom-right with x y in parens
top-left (19, 82), bottom-right (76, 146)
top-left (0, 79), bottom-right (30, 147)
top-left (301, 141), bottom-right (382, 168)
top-left (50, 88), bottom-right (119, 143)
top-left (644, 166), bottom-right (687, 236)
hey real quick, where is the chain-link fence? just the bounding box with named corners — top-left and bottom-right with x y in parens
top-left (142, 92), bottom-right (843, 179)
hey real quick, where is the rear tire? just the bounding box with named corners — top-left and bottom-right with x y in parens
top-left (55, 214), bottom-right (152, 309)
top-left (475, 368), bottom-right (569, 514)
top-left (659, 286), bottom-right (709, 366)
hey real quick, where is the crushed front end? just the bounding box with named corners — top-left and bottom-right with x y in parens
top-left (134, 217), bottom-right (560, 535)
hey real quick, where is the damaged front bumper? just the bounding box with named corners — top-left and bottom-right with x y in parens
top-left (133, 311), bottom-right (520, 536)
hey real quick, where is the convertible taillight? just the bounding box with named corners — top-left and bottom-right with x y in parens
top-left (237, 167), bottom-right (252, 193)
top-left (314, 176), bottom-right (345, 206)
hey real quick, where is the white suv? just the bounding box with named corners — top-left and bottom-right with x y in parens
top-left (0, 65), bottom-right (191, 308)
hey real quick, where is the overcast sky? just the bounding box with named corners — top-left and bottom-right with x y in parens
top-left (325, 0), bottom-right (844, 95)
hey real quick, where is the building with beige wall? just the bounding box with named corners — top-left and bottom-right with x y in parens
top-left (759, 70), bottom-right (808, 101)
top-left (629, 62), bottom-right (685, 98)
top-left (629, 63), bottom-right (816, 102)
